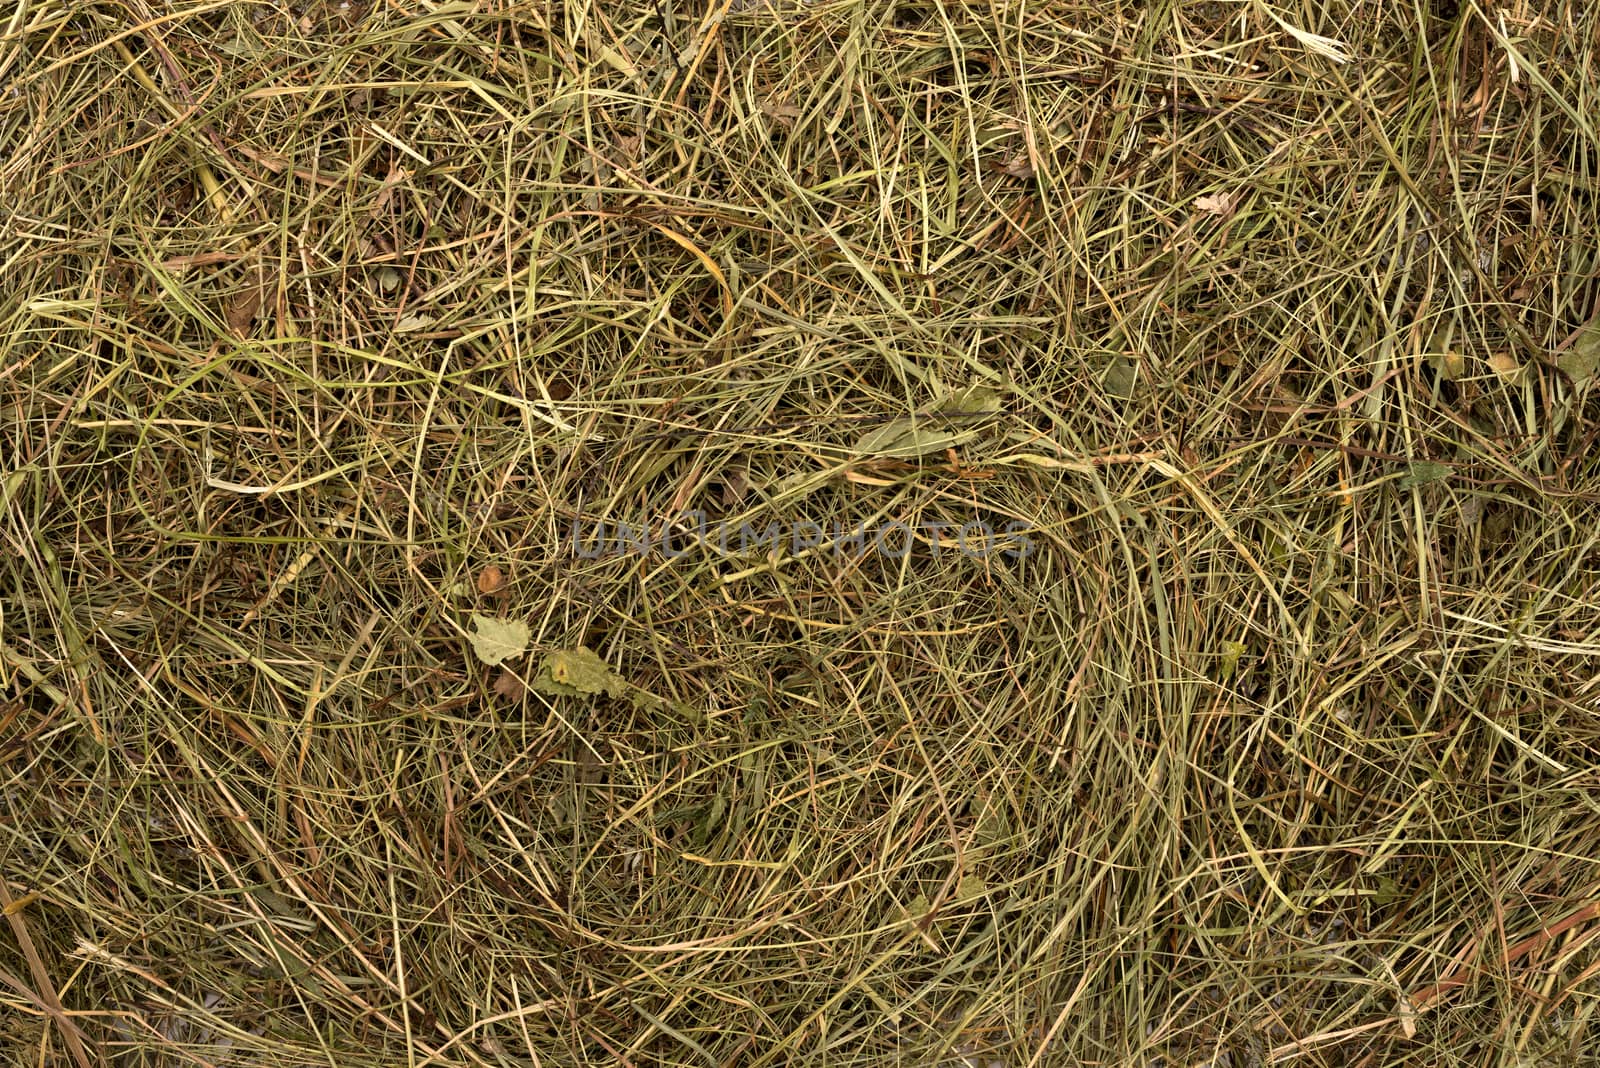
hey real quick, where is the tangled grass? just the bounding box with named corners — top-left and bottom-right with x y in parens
top-left (3, 0), bottom-right (1600, 1064)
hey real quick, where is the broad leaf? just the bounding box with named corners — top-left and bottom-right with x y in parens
top-left (533, 646), bottom-right (628, 698)
top-left (468, 614), bottom-right (530, 665)
top-left (1399, 461), bottom-right (1451, 488)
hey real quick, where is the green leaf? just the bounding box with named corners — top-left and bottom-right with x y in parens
top-left (467, 614), bottom-right (530, 665)
top-left (1428, 350), bottom-right (1466, 381)
top-left (1399, 461), bottom-right (1452, 488)
top-left (1374, 874), bottom-right (1400, 907)
top-left (975, 805), bottom-right (1011, 846)
top-left (900, 893), bottom-right (932, 922)
top-left (1101, 357), bottom-right (1138, 400)
top-left (533, 646), bottom-right (628, 698)
top-left (853, 383), bottom-right (1004, 458)
top-left (1558, 320), bottom-right (1600, 384)
top-left (0, 464), bottom-right (34, 511)
top-left (1219, 639), bottom-right (1248, 681)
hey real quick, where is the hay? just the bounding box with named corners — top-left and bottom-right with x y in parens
top-left (3, 1), bottom-right (1600, 1064)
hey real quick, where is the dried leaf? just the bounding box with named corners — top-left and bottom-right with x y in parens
top-left (995, 153), bottom-right (1035, 179)
top-left (227, 260), bottom-right (272, 337)
top-left (760, 100), bottom-right (802, 122)
top-left (721, 469), bottom-right (750, 506)
top-left (492, 670), bottom-right (525, 699)
top-left (369, 164), bottom-right (408, 217)
top-left (476, 565), bottom-right (505, 596)
top-left (1429, 350), bottom-right (1466, 381)
top-left (853, 383), bottom-right (1005, 458)
top-left (467, 614), bottom-right (530, 665)
top-left (1397, 993), bottom-right (1418, 1039)
top-left (597, 45), bottom-right (637, 77)
top-left (226, 288), bottom-right (262, 336)
top-left (1487, 351), bottom-right (1526, 384)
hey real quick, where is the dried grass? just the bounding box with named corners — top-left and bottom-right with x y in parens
top-left (4, 0), bottom-right (1600, 1064)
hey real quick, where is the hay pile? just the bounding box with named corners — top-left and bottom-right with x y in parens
top-left (3, 1), bottom-right (1600, 1064)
